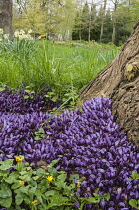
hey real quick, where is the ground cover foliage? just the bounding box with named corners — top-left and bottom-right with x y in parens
top-left (0, 87), bottom-right (139, 210)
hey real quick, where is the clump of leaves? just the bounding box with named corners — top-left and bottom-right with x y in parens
top-left (129, 172), bottom-right (139, 209)
top-left (0, 157), bottom-right (110, 210)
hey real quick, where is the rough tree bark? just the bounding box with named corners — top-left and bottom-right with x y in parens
top-left (0, 0), bottom-right (13, 37)
top-left (79, 20), bottom-right (139, 148)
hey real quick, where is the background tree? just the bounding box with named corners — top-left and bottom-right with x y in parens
top-left (13, 0), bottom-right (79, 40)
top-left (100, 0), bottom-right (107, 42)
top-left (80, 1), bottom-right (90, 41)
top-left (0, 0), bottom-right (13, 37)
top-left (72, 11), bottom-right (82, 40)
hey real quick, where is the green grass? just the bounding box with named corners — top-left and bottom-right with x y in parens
top-left (0, 39), bottom-right (120, 101)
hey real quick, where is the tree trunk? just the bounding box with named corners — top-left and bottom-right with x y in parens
top-left (100, 0), bottom-right (107, 43)
top-left (0, 0), bottom-right (13, 38)
top-left (79, 20), bottom-right (139, 147)
top-left (111, 0), bottom-right (118, 44)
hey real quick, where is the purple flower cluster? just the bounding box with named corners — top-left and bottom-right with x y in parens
top-left (0, 87), bottom-right (58, 114)
top-left (0, 94), bottom-right (139, 209)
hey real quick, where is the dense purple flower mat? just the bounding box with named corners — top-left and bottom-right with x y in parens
top-left (0, 90), bottom-right (139, 209)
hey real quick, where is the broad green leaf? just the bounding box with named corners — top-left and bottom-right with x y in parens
top-left (49, 159), bottom-right (59, 167)
top-left (0, 87), bottom-right (5, 91)
top-left (0, 197), bottom-right (12, 208)
top-left (34, 136), bottom-right (41, 140)
top-left (86, 196), bottom-right (100, 203)
top-left (0, 159), bottom-right (14, 170)
top-left (15, 193), bottom-right (24, 205)
top-left (45, 190), bottom-right (55, 197)
top-left (24, 95), bottom-right (29, 99)
top-left (23, 194), bottom-right (31, 204)
top-left (46, 194), bottom-right (70, 209)
top-left (32, 175), bottom-right (40, 181)
top-left (4, 175), bottom-right (16, 184)
top-left (129, 199), bottom-right (139, 209)
top-left (19, 174), bottom-right (31, 181)
top-left (18, 186), bottom-right (30, 194)
top-left (0, 170), bottom-right (9, 177)
top-left (38, 128), bottom-right (45, 133)
top-left (12, 181), bottom-right (21, 189)
top-left (28, 186), bottom-right (37, 194)
top-left (103, 193), bottom-right (110, 200)
top-left (0, 188), bottom-right (12, 198)
top-left (36, 195), bottom-right (43, 203)
top-left (132, 172), bottom-right (139, 179)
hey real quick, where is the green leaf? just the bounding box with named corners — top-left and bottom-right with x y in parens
top-left (34, 136), bottom-right (41, 141)
top-left (18, 186), bottom-right (30, 194)
top-left (49, 159), bottom-right (59, 167)
top-left (36, 195), bottom-right (43, 203)
top-left (20, 171), bottom-right (28, 176)
top-left (129, 199), bottom-right (139, 209)
top-left (28, 186), bottom-right (37, 195)
top-left (46, 194), bottom-right (70, 209)
top-left (4, 175), bottom-right (16, 184)
top-left (23, 194), bottom-right (31, 204)
top-left (51, 96), bottom-right (58, 102)
top-left (24, 95), bottom-right (29, 99)
top-left (11, 181), bottom-right (21, 189)
top-left (0, 87), bottom-right (5, 92)
top-left (0, 159), bottom-right (14, 170)
top-left (15, 193), bottom-right (24, 205)
top-left (0, 170), bottom-right (9, 178)
top-left (69, 174), bottom-right (79, 181)
top-left (131, 172), bottom-right (139, 179)
top-left (103, 193), bottom-right (110, 200)
top-left (19, 174), bottom-right (31, 181)
top-left (32, 175), bottom-right (40, 181)
top-left (86, 196), bottom-right (100, 203)
top-left (0, 197), bottom-right (12, 208)
top-left (0, 188), bottom-right (12, 198)
top-left (38, 128), bottom-right (45, 133)
top-left (45, 190), bottom-right (55, 197)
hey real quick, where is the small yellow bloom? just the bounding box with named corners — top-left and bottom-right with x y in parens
top-left (31, 200), bottom-right (38, 205)
top-left (81, 176), bottom-right (86, 180)
top-left (40, 35), bottom-right (46, 38)
top-left (77, 181), bottom-right (81, 188)
top-left (15, 156), bottom-right (23, 163)
top-left (46, 176), bottom-right (53, 182)
top-left (19, 180), bottom-right (24, 186)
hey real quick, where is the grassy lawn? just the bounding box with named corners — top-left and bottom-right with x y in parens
top-left (0, 40), bottom-right (119, 102)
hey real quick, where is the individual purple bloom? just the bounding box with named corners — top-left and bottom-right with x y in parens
top-left (73, 202), bottom-right (80, 209)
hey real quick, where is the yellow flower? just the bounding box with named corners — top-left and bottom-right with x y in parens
top-left (77, 181), bottom-right (81, 188)
top-left (46, 176), bottom-right (53, 182)
top-left (40, 35), bottom-right (46, 38)
top-left (31, 200), bottom-right (38, 205)
top-left (15, 156), bottom-right (23, 163)
top-left (81, 176), bottom-right (86, 180)
top-left (19, 180), bottom-right (24, 186)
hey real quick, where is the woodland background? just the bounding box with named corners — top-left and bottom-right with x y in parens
top-left (10, 0), bottom-right (139, 46)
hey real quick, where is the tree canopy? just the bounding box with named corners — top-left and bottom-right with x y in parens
top-left (0, 0), bottom-right (139, 45)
